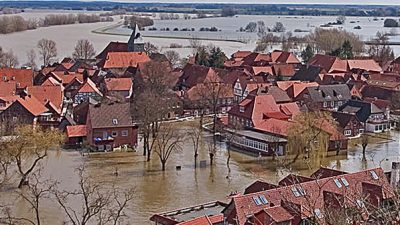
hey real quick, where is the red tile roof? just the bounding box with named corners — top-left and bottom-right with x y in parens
top-left (99, 52), bottom-right (150, 69)
top-left (227, 168), bottom-right (394, 225)
top-left (49, 72), bottom-right (84, 86)
top-left (229, 94), bottom-right (280, 123)
top-left (0, 68), bottom-right (34, 88)
top-left (271, 50), bottom-right (301, 64)
top-left (27, 85), bottom-right (63, 110)
top-left (105, 78), bottom-right (133, 91)
top-left (15, 95), bottom-right (48, 116)
top-left (347, 59), bottom-right (382, 72)
top-left (252, 66), bottom-right (273, 75)
top-left (66, 125), bottom-right (87, 138)
top-left (261, 205), bottom-right (294, 222)
top-left (96, 41), bottom-right (128, 60)
top-left (253, 118), bottom-right (293, 137)
top-left (308, 54), bottom-right (348, 73)
top-left (77, 78), bottom-right (103, 96)
top-left (177, 214), bottom-right (223, 225)
top-left (0, 81), bottom-right (17, 97)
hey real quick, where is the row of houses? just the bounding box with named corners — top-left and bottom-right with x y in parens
top-left (150, 163), bottom-right (400, 225)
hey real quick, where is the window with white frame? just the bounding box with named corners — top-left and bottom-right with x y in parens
top-left (121, 130), bottom-right (128, 137)
top-left (344, 130), bottom-right (352, 136)
top-left (239, 106), bottom-right (244, 113)
top-left (111, 131), bottom-right (118, 137)
top-left (323, 102), bottom-right (327, 108)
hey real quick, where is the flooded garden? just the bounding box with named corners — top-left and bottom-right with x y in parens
top-left (1, 124), bottom-right (400, 224)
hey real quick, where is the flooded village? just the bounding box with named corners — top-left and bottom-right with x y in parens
top-left (1, 2), bottom-right (400, 225)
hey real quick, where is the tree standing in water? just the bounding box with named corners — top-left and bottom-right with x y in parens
top-left (153, 123), bottom-right (183, 171)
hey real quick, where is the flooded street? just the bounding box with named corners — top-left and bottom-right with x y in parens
top-left (1, 125), bottom-right (400, 224)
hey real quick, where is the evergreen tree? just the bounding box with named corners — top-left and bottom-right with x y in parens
top-left (330, 40), bottom-right (354, 59)
top-left (208, 46), bottom-right (226, 68)
top-left (195, 47), bottom-right (210, 67)
top-left (340, 40), bottom-right (354, 59)
top-left (301, 44), bottom-right (314, 63)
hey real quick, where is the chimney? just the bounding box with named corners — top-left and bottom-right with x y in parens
top-left (390, 162), bottom-right (400, 188)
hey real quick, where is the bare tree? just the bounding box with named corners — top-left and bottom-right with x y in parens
top-left (18, 169), bottom-right (56, 225)
top-left (143, 42), bottom-right (158, 56)
top-left (55, 166), bottom-right (134, 225)
top-left (132, 61), bottom-right (177, 161)
top-left (26, 49), bottom-right (37, 69)
top-left (164, 50), bottom-right (180, 68)
top-left (0, 49), bottom-right (19, 68)
top-left (188, 126), bottom-right (202, 168)
top-left (189, 37), bottom-right (202, 53)
top-left (361, 133), bottom-right (369, 161)
top-left (37, 39), bottom-right (57, 67)
top-left (153, 123), bottom-right (183, 171)
top-left (2, 125), bottom-right (64, 188)
top-left (72, 39), bottom-right (95, 62)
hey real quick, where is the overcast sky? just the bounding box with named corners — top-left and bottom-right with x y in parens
top-left (104, 0), bottom-right (400, 5)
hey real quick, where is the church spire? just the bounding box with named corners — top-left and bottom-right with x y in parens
top-left (128, 23), bottom-right (145, 52)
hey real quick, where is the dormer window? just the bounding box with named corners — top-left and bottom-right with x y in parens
top-left (239, 106), bottom-right (244, 113)
top-left (112, 119), bottom-right (118, 125)
top-left (11, 76), bottom-right (15, 80)
top-left (2, 76), bottom-right (6, 81)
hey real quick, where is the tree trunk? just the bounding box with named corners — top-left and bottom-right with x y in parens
top-left (161, 161), bottom-right (166, 171)
top-left (194, 153), bottom-right (198, 168)
top-left (362, 146), bottom-right (367, 160)
top-left (18, 175), bottom-right (27, 188)
top-left (147, 148), bottom-right (151, 162)
top-left (143, 135), bottom-right (147, 156)
top-left (209, 153), bottom-right (214, 165)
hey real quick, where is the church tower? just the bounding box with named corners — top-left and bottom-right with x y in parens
top-left (128, 23), bottom-right (145, 52)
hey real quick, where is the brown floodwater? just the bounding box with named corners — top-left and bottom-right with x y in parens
top-left (1, 127), bottom-right (400, 224)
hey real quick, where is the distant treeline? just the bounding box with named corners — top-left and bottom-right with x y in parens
top-left (0, 1), bottom-right (400, 17)
top-left (0, 13), bottom-right (113, 34)
top-left (43, 14), bottom-right (112, 26)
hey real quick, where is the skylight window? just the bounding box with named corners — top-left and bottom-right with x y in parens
top-left (356, 199), bottom-right (365, 208)
top-left (334, 179), bottom-right (343, 188)
top-left (252, 196), bottom-right (262, 206)
top-left (314, 208), bottom-right (323, 219)
top-left (340, 177), bottom-right (350, 187)
top-left (297, 186), bottom-right (306, 196)
top-left (259, 195), bottom-right (268, 205)
top-left (370, 171), bottom-right (379, 180)
top-left (112, 119), bottom-right (118, 125)
top-left (291, 187), bottom-right (301, 197)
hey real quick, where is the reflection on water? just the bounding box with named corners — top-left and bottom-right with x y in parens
top-left (1, 129), bottom-right (400, 224)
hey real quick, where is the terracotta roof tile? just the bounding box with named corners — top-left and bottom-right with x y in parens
top-left (15, 95), bottom-right (48, 116)
top-left (0, 68), bottom-right (34, 88)
top-left (66, 125), bottom-right (87, 138)
top-left (229, 168), bottom-right (394, 225)
top-left (262, 206), bottom-right (294, 222)
top-left (177, 214), bottom-right (223, 225)
top-left (105, 78), bottom-right (133, 91)
top-left (27, 85), bottom-right (64, 112)
top-left (0, 81), bottom-right (17, 97)
top-left (77, 79), bottom-right (103, 96)
top-left (99, 52), bottom-right (150, 69)
top-left (347, 59), bottom-right (382, 72)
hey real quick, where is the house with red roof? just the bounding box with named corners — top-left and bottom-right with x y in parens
top-left (0, 95), bottom-right (49, 132)
top-left (26, 85), bottom-right (64, 115)
top-left (0, 68), bottom-right (34, 89)
top-left (0, 81), bottom-right (17, 97)
top-left (102, 77), bottom-right (133, 99)
top-left (86, 102), bottom-right (138, 150)
top-left (151, 165), bottom-right (399, 225)
top-left (73, 78), bottom-right (103, 104)
top-left (65, 124), bottom-right (87, 148)
top-left (97, 52), bottom-right (150, 71)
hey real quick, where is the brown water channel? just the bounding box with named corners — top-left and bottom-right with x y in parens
top-left (1, 127), bottom-right (400, 224)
